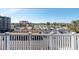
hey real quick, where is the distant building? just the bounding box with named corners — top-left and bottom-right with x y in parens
top-left (11, 29), bottom-right (40, 34)
top-left (0, 16), bottom-right (11, 33)
top-left (19, 20), bottom-right (29, 25)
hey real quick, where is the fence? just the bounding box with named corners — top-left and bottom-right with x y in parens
top-left (0, 32), bottom-right (79, 50)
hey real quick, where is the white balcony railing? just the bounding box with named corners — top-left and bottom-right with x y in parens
top-left (0, 32), bottom-right (79, 50)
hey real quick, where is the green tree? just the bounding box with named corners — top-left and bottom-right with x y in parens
top-left (67, 20), bottom-right (79, 33)
top-left (46, 22), bottom-right (50, 29)
top-left (53, 22), bottom-right (57, 29)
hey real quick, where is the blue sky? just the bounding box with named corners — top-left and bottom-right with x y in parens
top-left (0, 8), bottom-right (79, 23)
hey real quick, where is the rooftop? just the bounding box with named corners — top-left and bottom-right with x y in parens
top-left (11, 29), bottom-right (40, 33)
